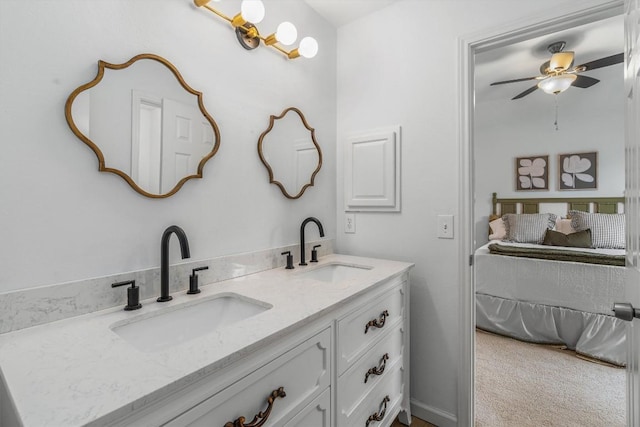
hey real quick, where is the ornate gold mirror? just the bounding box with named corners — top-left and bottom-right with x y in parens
top-left (257, 107), bottom-right (322, 199)
top-left (65, 53), bottom-right (220, 198)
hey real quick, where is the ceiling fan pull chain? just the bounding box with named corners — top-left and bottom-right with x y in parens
top-left (554, 94), bottom-right (559, 131)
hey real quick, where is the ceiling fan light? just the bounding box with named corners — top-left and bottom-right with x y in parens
top-left (537, 74), bottom-right (577, 94)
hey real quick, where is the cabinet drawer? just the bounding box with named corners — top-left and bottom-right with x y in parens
top-left (283, 387), bottom-right (330, 427)
top-left (337, 324), bottom-right (404, 419)
top-left (337, 283), bottom-right (404, 375)
top-left (164, 328), bottom-right (331, 427)
top-left (340, 363), bottom-right (403, 427)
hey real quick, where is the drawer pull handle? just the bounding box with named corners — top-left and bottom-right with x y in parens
top-left (224, 386), bottom-right (286, 427)
top-left (365, 310), bottom-right (389, 334)
top-left (366, 395), bottom-right (390, 427)
top-left (364, 353), bottom-right (390, 383)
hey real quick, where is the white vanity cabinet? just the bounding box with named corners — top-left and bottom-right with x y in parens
top-left (165, 328), bottom-right (331, 427)
top-left (0, 257), bottom-right (413, 427)
top-left (107, 272), bottom-right (410, 427)
top-left (335, 278), bottom-right (409, 427)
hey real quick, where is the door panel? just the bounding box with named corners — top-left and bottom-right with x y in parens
top-left (161, 98), bottom-right (213, 193)
top-left (624, 1), bottom-right (640, 424)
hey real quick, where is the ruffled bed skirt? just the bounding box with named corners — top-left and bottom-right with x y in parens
top-left (476, 293), bottom-right (627, 366)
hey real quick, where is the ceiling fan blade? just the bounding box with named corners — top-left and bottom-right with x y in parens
top-left (490, 76), bottom-right (539, 86)
top-left (550, 51), bottom-right (574, 72)
top-left (572, 74), bottom-right (600, 88)
top-left (512, 85), bottom-right (539, 100)
top-left (576, 53), bottom-right (623, 71)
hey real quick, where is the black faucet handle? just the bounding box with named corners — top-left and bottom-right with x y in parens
top-left (188, 266), bottom-right (209, 295)
top-left (112, 280), bottom-right (142, 311)
top-left (281, 251), bottom-right (294, 269)
top-left (311, 245), bottom-right (321, 263)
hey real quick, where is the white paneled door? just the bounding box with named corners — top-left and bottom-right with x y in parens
top-left (623, 1), bottom-right (640, 425)
top-left (161, 98), bottom-right (213, 194)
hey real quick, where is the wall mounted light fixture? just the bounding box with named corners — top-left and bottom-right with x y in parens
top-left (194, 0), bottom-right (318, 60)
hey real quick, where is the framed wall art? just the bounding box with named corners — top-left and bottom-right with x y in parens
top-left (515, 155), bottom-right (549, 191)
top-left (558, 151), bottom-right (597, 190)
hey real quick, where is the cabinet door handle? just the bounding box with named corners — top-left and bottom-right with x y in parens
top-left (224, 387), bottom-right (286, 427)
top-left (366, 395), bottom-right (390, 427)
top-left (364, 353), bottom-right (390, 383)
top-left (365, 310), bottom-right (389, 334)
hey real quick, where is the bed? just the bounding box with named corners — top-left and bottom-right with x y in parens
top-left (475, 193), bottom-right (628, 366)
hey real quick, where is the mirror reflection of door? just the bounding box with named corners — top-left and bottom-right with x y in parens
top-left (66, 54), bottom-right (220, 198)
top-left (160, 98), bottom-right (213, 194)
top-left (258, 107), bottom-right (322, 199)
top-left (472, 12), bottom-right (626, 426)
top-left (132, 94), bottom-right (214, 194)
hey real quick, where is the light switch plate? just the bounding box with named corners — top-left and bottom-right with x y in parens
top-left (345, 213), bottom-right (356, 233)
top-left (437, 214), bottom-right (454, 239)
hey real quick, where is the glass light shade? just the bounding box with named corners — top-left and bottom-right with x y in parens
top-left (298, 37), bottom-right (318, 59)
top-left (276, 22), bottom-right (297, 46)
top-left (537, 74), bottom-right (577, 94)
top-left (240, 0), bottom-right (265, 24)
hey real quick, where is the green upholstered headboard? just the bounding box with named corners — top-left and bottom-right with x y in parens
top-left (491, 192), bottom-right (625, 216)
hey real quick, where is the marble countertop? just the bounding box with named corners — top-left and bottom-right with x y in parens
top-left (0, 254), bottom-right (413, 427)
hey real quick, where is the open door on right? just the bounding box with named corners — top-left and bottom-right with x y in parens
top-left (619, 2), bottom-right (640, 424)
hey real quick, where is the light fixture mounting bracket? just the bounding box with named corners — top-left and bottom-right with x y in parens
top-left (235, 23), bottom-right (260, 50)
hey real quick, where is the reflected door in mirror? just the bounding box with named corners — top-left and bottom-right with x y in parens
top-left (258, 107), bottom-right (322, 199)
top-left (65, 54), bottom-right (220, 198)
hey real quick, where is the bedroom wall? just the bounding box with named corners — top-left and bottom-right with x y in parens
top-left (335, 0), bottom-right (612, 425)
top-left (0, 0), bottom-right (337, 293)
top-left (474, 42), bottom-right (625, 247)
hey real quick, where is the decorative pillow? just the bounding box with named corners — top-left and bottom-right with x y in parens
top-left (489, 218), bottom-right (506, 240)
top-left (502, 213), bottom-right (557, 244)
top-left (542, 229), bottom-right (592, 248)
top-left (569, 211), bottom-right (625, 249)
top-left (555, 218), bottom-right (575, 235)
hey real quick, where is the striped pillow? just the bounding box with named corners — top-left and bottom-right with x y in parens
top-left (569, 211), bottom-right (625, 249)
top-left (502, 213), bottom-right (557, 244)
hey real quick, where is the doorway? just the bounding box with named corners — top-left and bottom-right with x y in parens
top-left (458, 1), bottom-right (626, 425)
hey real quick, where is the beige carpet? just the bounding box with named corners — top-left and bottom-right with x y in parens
top-left (475, 330), bottom-right (626, 427)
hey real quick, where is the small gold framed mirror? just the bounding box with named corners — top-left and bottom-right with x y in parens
top-left (257, 107), bottom-right (322, 199)
top-left (65, 53), bottom-right (220, 198)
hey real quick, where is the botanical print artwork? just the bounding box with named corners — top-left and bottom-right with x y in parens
top-left (559, 152), bottom-right (597, 190)
top-left (516, 155), bottom-right (549, 191)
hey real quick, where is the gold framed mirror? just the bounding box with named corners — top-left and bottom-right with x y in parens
top-left (65, 53), bottom-right (220, 198)
top-left (257, 107), bottom-right (322, 199)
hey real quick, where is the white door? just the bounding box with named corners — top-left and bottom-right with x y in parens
top-left (161, 98), bottom-right (214, 193)
top-left (620, 1), bottom-right (640, 425)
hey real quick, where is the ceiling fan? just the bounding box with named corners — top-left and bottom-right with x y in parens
top-left (490, 41), bottom-right (623, 100)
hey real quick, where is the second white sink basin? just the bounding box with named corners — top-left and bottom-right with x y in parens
top-left (111, 293), bottom-right (271, 352)
top-left (299, 263), bottom-right (372, 283)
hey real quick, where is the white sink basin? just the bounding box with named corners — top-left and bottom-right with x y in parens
top-left (299, 263), bottom-right (372, 283)
top-left (111, 293), bottom-right (271, 352)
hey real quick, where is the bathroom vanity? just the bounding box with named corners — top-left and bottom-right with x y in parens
top-left (0, 254), bottom-right (412, 427)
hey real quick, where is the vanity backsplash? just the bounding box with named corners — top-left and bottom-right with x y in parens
top-left (0, 239), bottom-right (333, 334)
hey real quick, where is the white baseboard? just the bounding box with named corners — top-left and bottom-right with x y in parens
top-left (410, 398), bottom-right (457, 427)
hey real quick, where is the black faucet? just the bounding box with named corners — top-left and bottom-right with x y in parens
top-left (300, 217), bottom-right (324, 266)
top-left (158, 225), bottom-right (191, 302)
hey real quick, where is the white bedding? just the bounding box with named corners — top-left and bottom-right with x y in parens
top-left (475, 241), bottom-right (626, 315)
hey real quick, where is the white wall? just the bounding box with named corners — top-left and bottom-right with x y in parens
top-left (335, 0), bottom-right (599, 424)
top-left (474, 59), bottom-right (625, 247)
top-left (0, 0), bottom-right (336, 292)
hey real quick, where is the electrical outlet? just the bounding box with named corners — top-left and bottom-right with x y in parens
top-left (345, 213), bottom-right (356, 233)
top-left (437, 214), bottom-right (454, 239)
